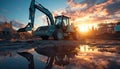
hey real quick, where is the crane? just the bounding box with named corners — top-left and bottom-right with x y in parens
top-left (17, 0), bottom-right (79, 40)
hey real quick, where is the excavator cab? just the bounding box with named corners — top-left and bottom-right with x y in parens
top-left (55, 15), bottom-right (70, 31)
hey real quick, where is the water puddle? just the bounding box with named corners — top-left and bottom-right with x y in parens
top-left (0, 44), bottom-right (120, 69)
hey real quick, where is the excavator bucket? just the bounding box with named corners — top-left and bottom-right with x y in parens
top-left (17, 28), bottom-right (27, 32)
top-left (17, 22), bottom-right (33, 32)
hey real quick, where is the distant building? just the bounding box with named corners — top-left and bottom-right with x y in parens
top-left (0, 22), bottom-right (16, 40)
top-left (97, 23), bottom-right (116, 34)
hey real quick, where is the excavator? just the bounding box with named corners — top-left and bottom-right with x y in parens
top-left (17, 0), bottom-right (79, 40)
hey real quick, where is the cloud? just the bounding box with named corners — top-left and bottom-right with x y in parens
top-left (106, 2), bottom-right (120, 14)
top-left (10, 20), bottom-right (25, 29)
top-left (0, 15), bottom-right (25, 29)
top-left (0, 15), bottom-right (8, 22)
top-left (52, 0), bottom-right (120, 25)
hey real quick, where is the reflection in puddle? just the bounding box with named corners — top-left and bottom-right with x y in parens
top-left (73, 45), bottom-right (120, 69)
top-left (17, 52), bottom-right (34, 69)
top-left (79, 45), bottom-right (98, 52)
top-left (0, 44), bottom-right (120, 69)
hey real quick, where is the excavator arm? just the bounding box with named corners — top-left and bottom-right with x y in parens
top-left (35, 3), bottom-right (54, 25)
top-left (17, 0), bottom-right (54, 32)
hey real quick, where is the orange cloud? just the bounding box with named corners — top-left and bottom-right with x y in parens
top-left (52, 0), bottom-right (120, 26)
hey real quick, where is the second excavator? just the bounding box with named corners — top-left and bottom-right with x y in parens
top-left (17, 0), bottom-right (79, 40)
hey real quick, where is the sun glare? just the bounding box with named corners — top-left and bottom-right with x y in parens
top-left (77, 24), bottom-right (98, 33)
top-left (78, 24), bottom-right (90, 33)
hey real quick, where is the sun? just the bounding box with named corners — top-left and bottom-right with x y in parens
top-left (78, 24), bottom-right (89, 33)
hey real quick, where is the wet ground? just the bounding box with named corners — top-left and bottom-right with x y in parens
top-left (0, 40), bottom-right (120, 69)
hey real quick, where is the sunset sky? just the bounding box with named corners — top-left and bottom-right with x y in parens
top-left (0, 0), bottom-right (120, 29)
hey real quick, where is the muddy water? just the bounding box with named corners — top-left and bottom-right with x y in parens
top-left (0, 44), bottom-right (120, 69)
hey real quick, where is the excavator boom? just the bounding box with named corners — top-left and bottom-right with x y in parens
top-left (35, 4), bottom-right (54, 25)
top-left (17, 0), bottom-right (54, 32)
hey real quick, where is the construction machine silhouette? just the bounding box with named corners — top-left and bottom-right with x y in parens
top-left (17, 0), bottom-right (79, 40)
